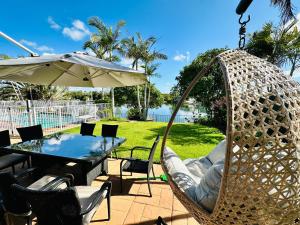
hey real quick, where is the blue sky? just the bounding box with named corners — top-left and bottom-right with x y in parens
top-left (0, 0), bottom-right (300, 93)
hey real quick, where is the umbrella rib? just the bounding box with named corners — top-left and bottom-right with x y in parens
top-left (49, 63), bottom-right (75, 86)
top-left (0, 64), bottom-right (44, 79)
top-left (52, 63), bottom-right (83, 80)
top-left (105, 72), bottom-right (125, 87)
top-left (91, 70), bottom-right (108, 79)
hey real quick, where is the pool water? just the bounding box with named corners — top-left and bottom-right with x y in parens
top-left (16, 113), bottom-right (76, 129)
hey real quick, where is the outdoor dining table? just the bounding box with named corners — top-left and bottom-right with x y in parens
top-left (2, 133), bottom-right (126, 185)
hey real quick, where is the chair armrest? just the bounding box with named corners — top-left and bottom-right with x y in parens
top-left (14, 167), bottom-right (38, 180)
top-left (130, 146), bottom-right (151, 158)
top-left (80, 181), bottom-right (112, 216)
top-left (40, 175), bottom-right (72, 191)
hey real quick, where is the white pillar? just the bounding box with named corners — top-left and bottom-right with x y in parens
top-left (111, 88), bottom-right (115, 117)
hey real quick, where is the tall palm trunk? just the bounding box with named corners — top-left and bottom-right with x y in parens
top-left (134, 63), bottom-right (142, 114)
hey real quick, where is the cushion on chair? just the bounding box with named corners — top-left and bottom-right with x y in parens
top-left (122, 159), bottom-right (149, 173)
top-left (194, 159), bottom-right (224, 213)
top-left (0, 154), bottom-right (28, 170)
top-left (163, 147), bottom-right (200, 197)
top-left (183, 139), bottom-right (226, 178)
top-left (75, 186), bottom-right (107, 225)
top-left (183, 157), bottom-right (212, 178)
top-left (28, 175), bottom-right (68, 190)
top-left (206, 140), bottom-right (226, 164)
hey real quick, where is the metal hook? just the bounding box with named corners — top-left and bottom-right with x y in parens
top-left (239, 14), bottom-right (251, 25)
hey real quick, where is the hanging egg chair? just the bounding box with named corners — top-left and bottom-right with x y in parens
top-left (160, 49), bottom-right (300, 225)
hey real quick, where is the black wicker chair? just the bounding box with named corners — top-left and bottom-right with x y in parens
top-left (17, 125), bottom-right (43, 142)
top-left (101, 124), bottom-right (119, 158)
top-left (80, 123), bottom-right (96, 136)
top-left (0, 170), bottom-right (72, 225)
top-left (0, 130), bottom-right (30, 174)
top-left (120, 135), bottom-right (160, 197)
top-left (12, 181), bottom-right (112, 225)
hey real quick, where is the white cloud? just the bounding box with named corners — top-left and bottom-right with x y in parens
top-left (62, 19), bottom-right (91, 41)
top-left (48, 16), bottom-right (61, 30)
top-left (20, 39), bottom-right (54, 53)
top-left (173, 51), bottom-right (190, 63)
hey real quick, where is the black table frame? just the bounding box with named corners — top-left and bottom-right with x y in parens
top-left (2, 135), bottom-right (126, 185)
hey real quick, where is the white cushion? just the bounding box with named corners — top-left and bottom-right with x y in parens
top-left (28, 175), bottom-right (68, 190)
top-left (207, 140), bottom-right (226, 164)
top-left (194, 159), bottom-right (224, 212)
top-left (183, 157), bottom-right (212, 177)
top-left (75, 186), bottom-right (107, 225)
top-left (163, 147), bottom-right (200, 196)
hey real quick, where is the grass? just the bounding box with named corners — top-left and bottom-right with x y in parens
top-left (63, 120), bottom-right (224, 163)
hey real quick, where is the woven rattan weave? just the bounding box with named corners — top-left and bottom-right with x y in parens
top-left (161, 50), bottom-right (300, 225)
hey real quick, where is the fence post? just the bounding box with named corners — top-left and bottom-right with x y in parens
top-left (58, 106), bottom-right (63, 130)
top-left (8, 107), bottom-right (14, 135)
top-left (26, 100), bottom-right (33, 126)
top-left (94, 104), bottom-right (97, 120)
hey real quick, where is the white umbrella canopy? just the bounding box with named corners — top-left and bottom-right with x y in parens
top-left (0, 52), bottom-right (147, 87)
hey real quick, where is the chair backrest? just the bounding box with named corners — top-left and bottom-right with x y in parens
top-left (12, 184), bottom-right (82, 225)
top-left (101, 124), bottom-right (118, 138)
top-left (0, 130), bottom-right (10, 148)
top-left (0, 172), bottom-right (31, 215)
top-left (80, 123), bottom-right (96, 136)
top-left (17, 125), bottom-right (43, 142)
top-left (147, 135), bottom-right (160, 173)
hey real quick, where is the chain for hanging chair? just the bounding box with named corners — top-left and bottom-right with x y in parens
top-left (238, 14), bottom-right (250, 49)
top-left (236, 0), bottom-right (253, 49)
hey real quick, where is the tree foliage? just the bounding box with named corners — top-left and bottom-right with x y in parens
top-left (114, 84), bottom-right (164, 109)
top-left (246, 22), bottom-right (300, 76)
top-left (175, 48), bottom-right (228, 132)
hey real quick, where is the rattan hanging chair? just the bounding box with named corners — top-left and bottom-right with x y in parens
top-left (160, 50), bottom-right (300, 225)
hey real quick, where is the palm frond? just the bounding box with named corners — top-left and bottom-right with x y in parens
top-left (271, 0), bottom-right (295, 23)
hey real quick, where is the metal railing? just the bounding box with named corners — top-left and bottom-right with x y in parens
top-left (0, 102), bottom-right (110, 135)
top-left (114, 112), bottom-right (194, 123)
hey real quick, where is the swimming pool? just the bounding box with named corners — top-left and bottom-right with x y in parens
top-left (10, 112), bottom-right (77, 129)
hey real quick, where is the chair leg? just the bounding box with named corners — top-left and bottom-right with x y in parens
top-left (107, 195), bottom-right (111, 220)
top-left (12, 165), bottom-right (15, 174)
top-left (120, 168), bottom-right (123, 193)
top-left (114, 149), bottom-right (118, 159)
top-left (22, 161), bottom-right (26, 168)
top-left (26, 216), bottom-right (32, 225)
top-left (147, 173), bottom-right (152, 197)
top-left (152, 166), bottom-right (156, 179)
top-left (27, 157), bottom-right (31, 168)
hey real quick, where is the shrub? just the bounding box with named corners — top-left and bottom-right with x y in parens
top-left (127, 108), bottom-right (143, 120)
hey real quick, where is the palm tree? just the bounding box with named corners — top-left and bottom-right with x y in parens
top-left (120, 33), bottom-right (157, 114)
top-left (84, 17), bottom-right (126, 116)
top-left (141, 63), bottom-right (161, 118)
top-left (271, 0), bottom-right (295, 23)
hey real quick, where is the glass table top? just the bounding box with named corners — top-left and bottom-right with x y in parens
top-left (5, 133), bottom-right (126, 162)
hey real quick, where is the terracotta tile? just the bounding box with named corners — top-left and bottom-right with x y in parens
top-left (111, 196), bottom-right (133, 212)
top-left (134, 195), bottom-right (161, 206)
top-left (142, 205), bottom-right (172, 220)
top-left (171, 211), bottom-right (189, 225)
top-left (106, 209), bottom-right (127, 225)
top-left (173, 197), bottom-right (188, 212)
top-left (187, 216), bottom-right (200, 225)
top-left (159, 188), bottom-right (174, 209)
top-left (138, 183), bottom-right (162, 196)
top-left (123, 202), bottom-right (145, 224)
top-left (140, 217), bottom-right (157, 225)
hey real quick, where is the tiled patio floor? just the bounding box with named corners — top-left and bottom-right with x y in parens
top-left (90, 159), bottom-right (199, 225)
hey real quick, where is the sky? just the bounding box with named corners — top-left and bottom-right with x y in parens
top-left (0, 0), bottom-right (300, 93)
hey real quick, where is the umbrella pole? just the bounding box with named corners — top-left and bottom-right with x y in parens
top-left (111, 88), bottom-right (115, 118)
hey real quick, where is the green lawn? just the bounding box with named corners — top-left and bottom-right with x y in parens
top-left (63, 120), bottom-right (224, 163)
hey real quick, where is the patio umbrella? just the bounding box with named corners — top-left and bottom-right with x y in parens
top-left (0, 52), bottom-right (146, 87)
